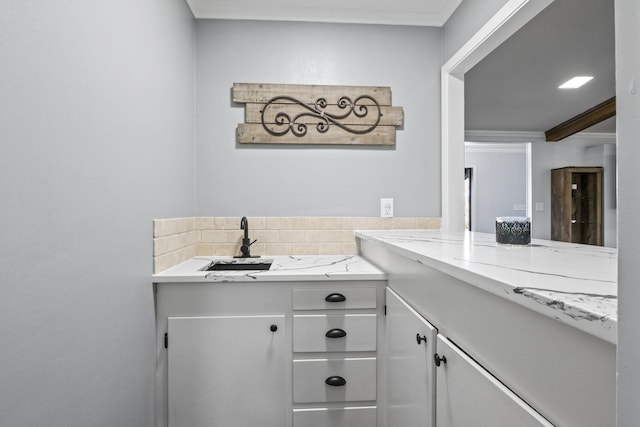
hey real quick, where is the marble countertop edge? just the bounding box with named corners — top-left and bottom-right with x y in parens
top-left (152, 254), bottom-right (387, 283)
top-left (355, 230), bottom-right (617, 344)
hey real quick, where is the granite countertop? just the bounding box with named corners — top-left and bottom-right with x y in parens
top-left (356, 230), bottom-right (617, 344)
top-left (152, 254), bottom-right (386, 283)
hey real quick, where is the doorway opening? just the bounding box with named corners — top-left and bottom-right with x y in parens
top-left (464, 142), bottom-right (532, 234)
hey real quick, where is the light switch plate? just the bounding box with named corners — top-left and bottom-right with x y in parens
top-left (381, 198), bottom-right (394, 218)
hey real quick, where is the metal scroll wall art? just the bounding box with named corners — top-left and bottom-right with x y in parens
top-left (233, 83), bottom-right (404, 146)
top-left (261, 95), bottom-right (381, 137)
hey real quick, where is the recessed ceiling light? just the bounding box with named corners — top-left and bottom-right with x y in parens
top-left (558, 76), bottom-right (594, 89)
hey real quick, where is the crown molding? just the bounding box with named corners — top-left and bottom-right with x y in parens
top-left (185, 0), bottom-right (463, 26)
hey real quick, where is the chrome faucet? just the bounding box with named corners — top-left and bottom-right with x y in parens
top-left (237, 216), bottom-right (257, 258)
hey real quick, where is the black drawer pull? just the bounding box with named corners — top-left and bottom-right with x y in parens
top-left (416, 334), bottom-right (427, 345)
top-left (325, 328), bottom-right (347, 338)
top-left (325, 376), bottom-right (347, 387)
top-left (434, 353), bottom-right (447, 367)
top-left (325, 293), bottom-right (346, 303)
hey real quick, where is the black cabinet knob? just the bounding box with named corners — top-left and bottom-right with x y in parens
top-left (325, 293), bottom-right (346, 303)
top-left (325, 328), bottom-right (347, 338)
top-left (325, 376), bottom-right (347, 387)
top-left (416, 334), bottom-right (427, 345)
top-left (270, 324), bottom-right (278, 332)
top-left (434, 353), bottom-right (447, 367)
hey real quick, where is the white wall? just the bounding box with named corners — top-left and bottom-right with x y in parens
top-left (615, 0), bottom-right (640, 424)
top-left (194, 20), bottom-right (442, 217)
top-left (0, 1), bottom-right (195, 426)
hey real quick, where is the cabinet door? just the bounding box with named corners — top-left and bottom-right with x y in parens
top-left (386, 288), bottom-right (437, 427)
top-left (435, 335), bottom-right (554, 427)
top-left (167, 315), bottom-right (287, 427)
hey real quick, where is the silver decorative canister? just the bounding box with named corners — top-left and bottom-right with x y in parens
top-left (495, 217), bottom-right (531, 245)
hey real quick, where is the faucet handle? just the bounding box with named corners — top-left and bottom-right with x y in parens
top-left (240, 239), bottom-right (257, 258)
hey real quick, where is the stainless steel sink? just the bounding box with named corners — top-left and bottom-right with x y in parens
top-left (201, 259), bottom-right (273, 271)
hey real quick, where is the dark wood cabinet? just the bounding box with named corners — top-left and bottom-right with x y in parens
top-left (551, 167), bottom-right (603, 246)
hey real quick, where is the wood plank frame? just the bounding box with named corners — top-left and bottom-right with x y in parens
top-left (545, 97), bottom-right (616, 142)
top-left (233, 83), bottom-right (404, 146)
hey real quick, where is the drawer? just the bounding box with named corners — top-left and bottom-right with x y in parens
top-left (292, 288), bottom-right (377, 310)
top-left (293, 314), bottom-right (377, 352)
top-left (293, 406), bottom-right (377, 427)
top-left (293, 357), bottom-right (376, 403)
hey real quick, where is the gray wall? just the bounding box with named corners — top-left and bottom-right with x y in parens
top-left (194, 20), bottom-right (442, 217)
top-left (465, 146), bottom-right (527, 233)
top-left (616, 0), bottom-right (640, 424)
top-left (464, 134), bottom-right (617, 245)
top-left (0, 1), bottom-right (195, 426)
top-left (441, 0), bottom-right (510, 62)
top-left (531, 138), bottom-right (616, 246)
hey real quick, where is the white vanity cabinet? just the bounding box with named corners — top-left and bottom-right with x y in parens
top-left (154, 276), bottom-right (386, 427)
top-left (361, 232), bottom-right (616, 427)
top-left (434, 335), bottom-right (553, 427)
top-left (155, 281), bottom-right (295, 427)
top-left (385, 288), bottom-right (436, 427)
top-left (385, 288), bottom-right (554, 427)
top-left (167, 315), bottom-right (287, 427)
top-left (291, 285), bottom-right (385, 427)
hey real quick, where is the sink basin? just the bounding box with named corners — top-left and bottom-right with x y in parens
top-left (201, 259), bottom-right (273, 271)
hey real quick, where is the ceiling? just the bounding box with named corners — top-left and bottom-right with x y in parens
top-left (464, 0), bottom-right (616, 134)
top-left (185, 0), bottom-right (616, 136)
top-left (185, 0), bottom-right (463, 27)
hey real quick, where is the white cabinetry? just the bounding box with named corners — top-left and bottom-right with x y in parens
top-left (386, 288), bottom-right (436, 427)
top-left (435, 335), bottom-right (553, 427)
top-left (155, 280), bottom-right (385, 427)
top-left (167, 315), bottom-right (287, 427)
top-left (293, 357), bottom-right (377, 403)
top-left (385, 288), bottom-right (554, 427)
top-left (293, 314), bottom-right (377, 352)
top-left (293, 407), bottom-right (377, 427)
top-left (155, 282), bottom-right (295, 427)
top-left (361, 236), bottom-right (615, 427)
top-left (292, 285), bottom-right (384, 427)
